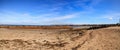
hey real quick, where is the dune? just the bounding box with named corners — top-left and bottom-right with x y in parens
top-left (0, 26), bottom-right (120, 50)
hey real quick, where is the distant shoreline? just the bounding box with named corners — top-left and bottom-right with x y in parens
top-left (0, 24), bottom-right (119, 30)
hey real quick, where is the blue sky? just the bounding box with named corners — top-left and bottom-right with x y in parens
top-left (0, 0), bottom-right (120, 25)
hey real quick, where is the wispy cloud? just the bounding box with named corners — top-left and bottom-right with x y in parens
top-left (0, 11), bottom-right (80, 25)
top-left (45, 13), bottom-right (79, 21)
top-left (102, 12), bottom-right (120, 20)
top-left (1, 0), bottom-right (120, 24)
top-left (74, 0), bottom-right (102, 11)
top-left (41, 0), bottom-right (103, 13)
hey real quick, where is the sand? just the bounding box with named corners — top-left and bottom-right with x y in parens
top-left (0, 27), bottom-right (120, 50)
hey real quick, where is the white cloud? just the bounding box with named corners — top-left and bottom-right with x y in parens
top-left (108, 17), bottom-right (113, 20)
top-left (0, 11), bottom-right (80, 25)
top-left (90, 0), bottom-right (103, 6)
top-left (44, 13), bottom-right (79, 21)
top-left (75, 0), bottom-right (103, 11)
top-left (102, 13), bottom-right (120, 20)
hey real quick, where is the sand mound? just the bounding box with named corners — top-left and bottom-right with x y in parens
top-left (0, 27), bottom-right (120, 50)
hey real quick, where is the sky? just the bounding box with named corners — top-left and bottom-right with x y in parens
top-left (0, 0), bottom-right (120, 25)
